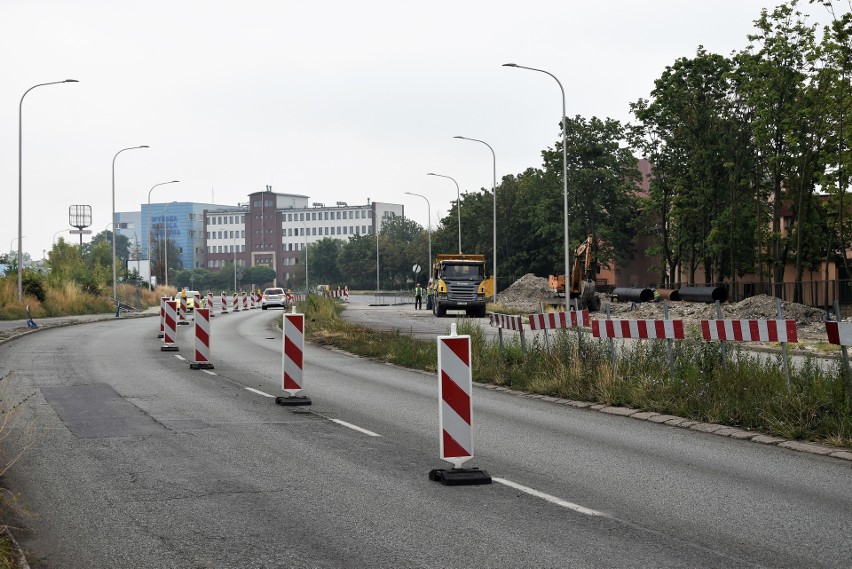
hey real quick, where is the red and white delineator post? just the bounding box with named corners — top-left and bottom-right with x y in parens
top-left (190, 308), bottom-right (214, 370)
top-left (221, 291), bottom-right (229, 314)
top-left (161, 299), bottom-right (179, 352)
top-left (158, 296), bottom-right (169, 338)
top-left (232, 292), bottom-right (240, 312)
top-left (207, 292), bottom-right (216, 317)
top-left (276, 307), bottom-right (311, 406)
top-left (429, 323), bottom-right (491, 486)
top-left (242, 292), bottom-right (248, 311)
top-left (178, 293), bottom-right (189, 325)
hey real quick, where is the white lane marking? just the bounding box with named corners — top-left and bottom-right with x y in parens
top-left (174, 355), bottom-right (186, 361)
top-left (328, 418), bottom-right (382, 437)
top-left (493, 477), bottom-right (606, 518)
top-left (202, 370), bottom-right (217, 376)
top-left (245, 387), bottom-right (275, 398)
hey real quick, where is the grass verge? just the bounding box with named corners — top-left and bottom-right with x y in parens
top-left (304, 296), bottom-right (852, 448)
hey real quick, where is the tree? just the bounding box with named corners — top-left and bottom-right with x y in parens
top-left (736, 1), bottom-right (818, 294)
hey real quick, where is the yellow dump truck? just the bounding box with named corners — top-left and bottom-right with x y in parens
top-left (429, 253), bottom-right (494, 317)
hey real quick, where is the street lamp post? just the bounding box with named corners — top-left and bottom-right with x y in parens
top-left (503, 63), bottom-right (571, 294)
top-left (404, 191), bottom-right (431, 284)
top-left (112, 145), bottom-right (149, 304)
top-left (427, 172), bottom-right (462, 254)
top-left (299, 221), bottom-right (309, 293)
top-left (212, 226), bottom-right (237, 292)
top-left (162, 201), bottom-right (177, 289)
top-left (18, 79), bottom-right (78, 301)
top-left (454, 136), bottom-right (497, 298)
top-left (148, 180), bottom-right (180, 290)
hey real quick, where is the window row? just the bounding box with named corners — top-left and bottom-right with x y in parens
top-left (207, 215), bottom-right (245, 226)
top-left (286, 210), bottom-right (371, 222)
top-left (207, 245), bottom-right (245, 254)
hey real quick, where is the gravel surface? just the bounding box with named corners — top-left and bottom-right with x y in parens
top-left (495, 275), bottom-right (832, 343)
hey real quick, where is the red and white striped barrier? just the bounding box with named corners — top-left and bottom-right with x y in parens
top-left (161, 300), bottom-right (178, 351)
top-left (158, 296), bottom-right (169, 338)
top-left (283, 312), bottom-right (304, 394)
top-left (592, 319), bottom-right (686, 340)
top-left (221, 291), bottom-right (229, 313)
top-left (178, 294), bottom-right (189, 325)
top-left (190, 308), bottom-right (214, 369)
top-left (242, 292), bottom-right (248, 311)
top-left (429, 323), bottom-right (491, 485)
top-left (700, 320), bottom-right (797, 343)
top-left (194, 292), bottom-right (202, 312)
top-left (276, 310), bottom-right (311, 406)
top-left (826, 321), bottom-right (852, 346)
top-left (488, 313), bottom-right (524, 331)
top-left (249, 292), bottom-right (256, 310)
top-left (437, 326), bottom-right (474, 468)
top-left (207, 292), bottom-right (216, 315)
top-left (330, 288), bottom-right (350, 301)
top-left (528, 310), bottom-right (590, 330)
top-left (232, 292), bottom-right (240, 312)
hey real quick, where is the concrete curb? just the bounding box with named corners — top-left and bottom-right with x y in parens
top-left (478, 384), bottom-right (852, 462)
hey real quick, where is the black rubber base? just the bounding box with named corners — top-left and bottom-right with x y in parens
top-left (190, 362), bottom-right (215, 370)
top-left (428, 468), bottom-right (492, 486)
top-left (275, 395), bottom-right (312, 406)
top-left (177, 321), bottom-right (190, 326)
top-left (157, 333), bottom-right (164, 339)
top-left (160, 345), bottom-right (179, 352)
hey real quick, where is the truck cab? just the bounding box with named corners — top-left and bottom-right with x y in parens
top-left (429, 254), bottom-right (493, 317)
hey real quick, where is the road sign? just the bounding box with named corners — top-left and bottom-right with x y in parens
top-left (69, 229), bottom-right (92, 235)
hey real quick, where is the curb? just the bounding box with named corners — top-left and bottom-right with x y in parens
top-left (3, 527), bottom-right (30, 569)
top-left (482, 384), bottom-right (852, 462)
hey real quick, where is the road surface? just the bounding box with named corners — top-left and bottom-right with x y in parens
top-left (0, 307), bottom-right (849, 568)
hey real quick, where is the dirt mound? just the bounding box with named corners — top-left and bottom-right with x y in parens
top-left (496, 274), bottom-right (552, 312)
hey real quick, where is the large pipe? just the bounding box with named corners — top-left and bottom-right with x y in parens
top-left (676, 286), bottom-right (728, 303)
top-left (613, 287), bottom-right (654, 303)
top-left (656, 288), bottom-right (678, 301)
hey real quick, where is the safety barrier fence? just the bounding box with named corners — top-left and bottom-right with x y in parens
top-left (487, 300), bottom-right (850, 387)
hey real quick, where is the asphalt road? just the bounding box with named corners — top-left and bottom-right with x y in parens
top-left (1, 307), bottom-right (850, 568)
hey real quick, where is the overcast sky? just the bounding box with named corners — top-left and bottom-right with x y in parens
top-left (0, 1), bottom-right (834, 260)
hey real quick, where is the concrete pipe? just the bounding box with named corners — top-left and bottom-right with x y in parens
top-left (676, 286), bottom-right (728, 303)
top-left (612, 287), bottom-right (655, 303)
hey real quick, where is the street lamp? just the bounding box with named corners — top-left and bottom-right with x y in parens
top-left (503, 63), bottom-right (571, 294)
top-left (404, 191), bottom-right (431, 283)
top-left (147, 180), bottom-right (179, 290)
top-left (18, 79), bottom-right (78, 301)
top-left (454, 136), bottom-right (497, 298)
top-left (427, 172), bottom-right (462, 254)
top-left (52, 230), bottom-right (68, 245)
top-left (112, 145), bottom-right (149, 303)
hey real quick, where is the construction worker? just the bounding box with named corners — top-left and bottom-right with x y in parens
top-left (414, 283), bottom-right (423, 310)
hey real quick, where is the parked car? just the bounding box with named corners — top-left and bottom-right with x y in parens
top-left (261, 287), bottom-right (287, 310)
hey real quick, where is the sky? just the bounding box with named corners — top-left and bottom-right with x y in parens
top-left (0, 0), bottom-right (836, 260)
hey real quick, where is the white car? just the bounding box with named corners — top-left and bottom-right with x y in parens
top-left (261, 288), bottom-right (288, 310)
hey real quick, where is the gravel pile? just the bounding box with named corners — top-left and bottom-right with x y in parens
top-left (605, 294), bottom-right (825, 324)
top-left (496, 274), bottom-right (552, 312)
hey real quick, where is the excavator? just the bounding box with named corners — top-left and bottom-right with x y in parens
top-left (547, 235), bottom-right (600, 311)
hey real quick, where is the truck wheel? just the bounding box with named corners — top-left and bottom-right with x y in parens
top-left (436, 306), bottom-right (446, 317)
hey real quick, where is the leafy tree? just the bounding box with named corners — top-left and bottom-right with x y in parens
top-left (242, 265), bottom-right (277, 288)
